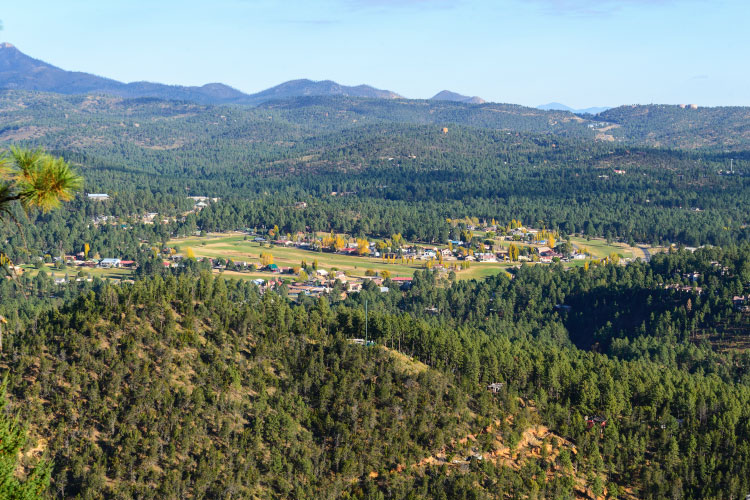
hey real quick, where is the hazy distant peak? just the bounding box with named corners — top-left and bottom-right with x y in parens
top-left (431, 90), bottom-right (485, 104)
top-left (247, 79), bottom-right (402, 103)
top-left (0, 44), bottom-right (403, 105)
top-left (537, 102), bottom-right (611, 115)
top-left (537, 102), bottom-right (574, 112)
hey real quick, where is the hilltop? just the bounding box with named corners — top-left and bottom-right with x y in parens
top-left (244, 79), bottom-right (402, 105)
top-left (431, 90), bottom-right (485, 104)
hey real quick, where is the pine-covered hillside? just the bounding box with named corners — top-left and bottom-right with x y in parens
top-left (3, 272), bottom-right (597, 499)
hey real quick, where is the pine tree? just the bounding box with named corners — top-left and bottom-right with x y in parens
top-left (0, 382), bottom-right (51, 499)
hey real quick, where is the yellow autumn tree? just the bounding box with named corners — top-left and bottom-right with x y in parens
top-left (185, 247), bottom-right (196, 259)
top-left (508, 243), bottom-right (520, 262)
top-left (260, 252), bottom-right (274, 266)
top-left (391, 233), bottom-right (404, 248)
top-left (356, 238), bottom-right (369, 256)
top-left (334, 234), bottom-right (347, 252)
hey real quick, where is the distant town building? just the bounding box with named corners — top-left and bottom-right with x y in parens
top-left (87, 193), bottom-right (110, 201)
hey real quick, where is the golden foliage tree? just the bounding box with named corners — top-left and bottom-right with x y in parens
top-left (356, 238), bottom-right (370, 256)
top-left (260, 252), bottom-right (274, 266)
top-left (508, 243), bottom-right (520, 262)
top-left (334, 234), bottom-right (347, 252)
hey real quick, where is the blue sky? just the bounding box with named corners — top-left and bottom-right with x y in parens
top-left (2, 0), bottom-right (748, 107)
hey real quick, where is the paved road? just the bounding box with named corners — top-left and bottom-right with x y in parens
top-left (639, 246), bottom-right (652, 262)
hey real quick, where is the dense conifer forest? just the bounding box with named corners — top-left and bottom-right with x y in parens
top-left (2, 89), bottom-right (750, 499)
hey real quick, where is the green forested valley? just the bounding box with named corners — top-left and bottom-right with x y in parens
top-left (2, 87), bottom-right (750, 500)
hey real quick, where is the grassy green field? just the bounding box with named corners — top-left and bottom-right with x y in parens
top-left (169, 233), bottom-right (662, 282)
top-left (170, 234), bottom-right (521, 280)
top-left (165, 233), bottom-right (659, 283)
top-left (568, 237), bottom-right (637, 259)
top-left (171, 234), bottom-right (428, 278)
top-left (459, 263), bottom-right (513, 280)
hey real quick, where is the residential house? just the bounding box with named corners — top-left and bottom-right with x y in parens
top-left (475, 253), bottom-right (497, 263)
top-left (487, 382), bottom-right (504, 393)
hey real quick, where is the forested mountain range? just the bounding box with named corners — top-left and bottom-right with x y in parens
top-left (3, 43), bottom-right (750, 150)
top-left (0, 43), bottom-right (400, 105)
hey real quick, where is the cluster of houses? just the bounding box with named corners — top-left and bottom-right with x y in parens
top-left (51, 255), bottom-right (137, 270)
top-left (662, 271), bottom-right (705, 294)
top-left (87, 195), bottom-right (221, 229)
top-left (253, 231), bottom-right (587, 266)
top-left (188, 196), bottom-right (220, 211)
top-left (663, 283), bottom-right (704, 294)
top-left (237, 268), bottom-right (413, 300)
top-left (162, 249), bottom-right (412, 300)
